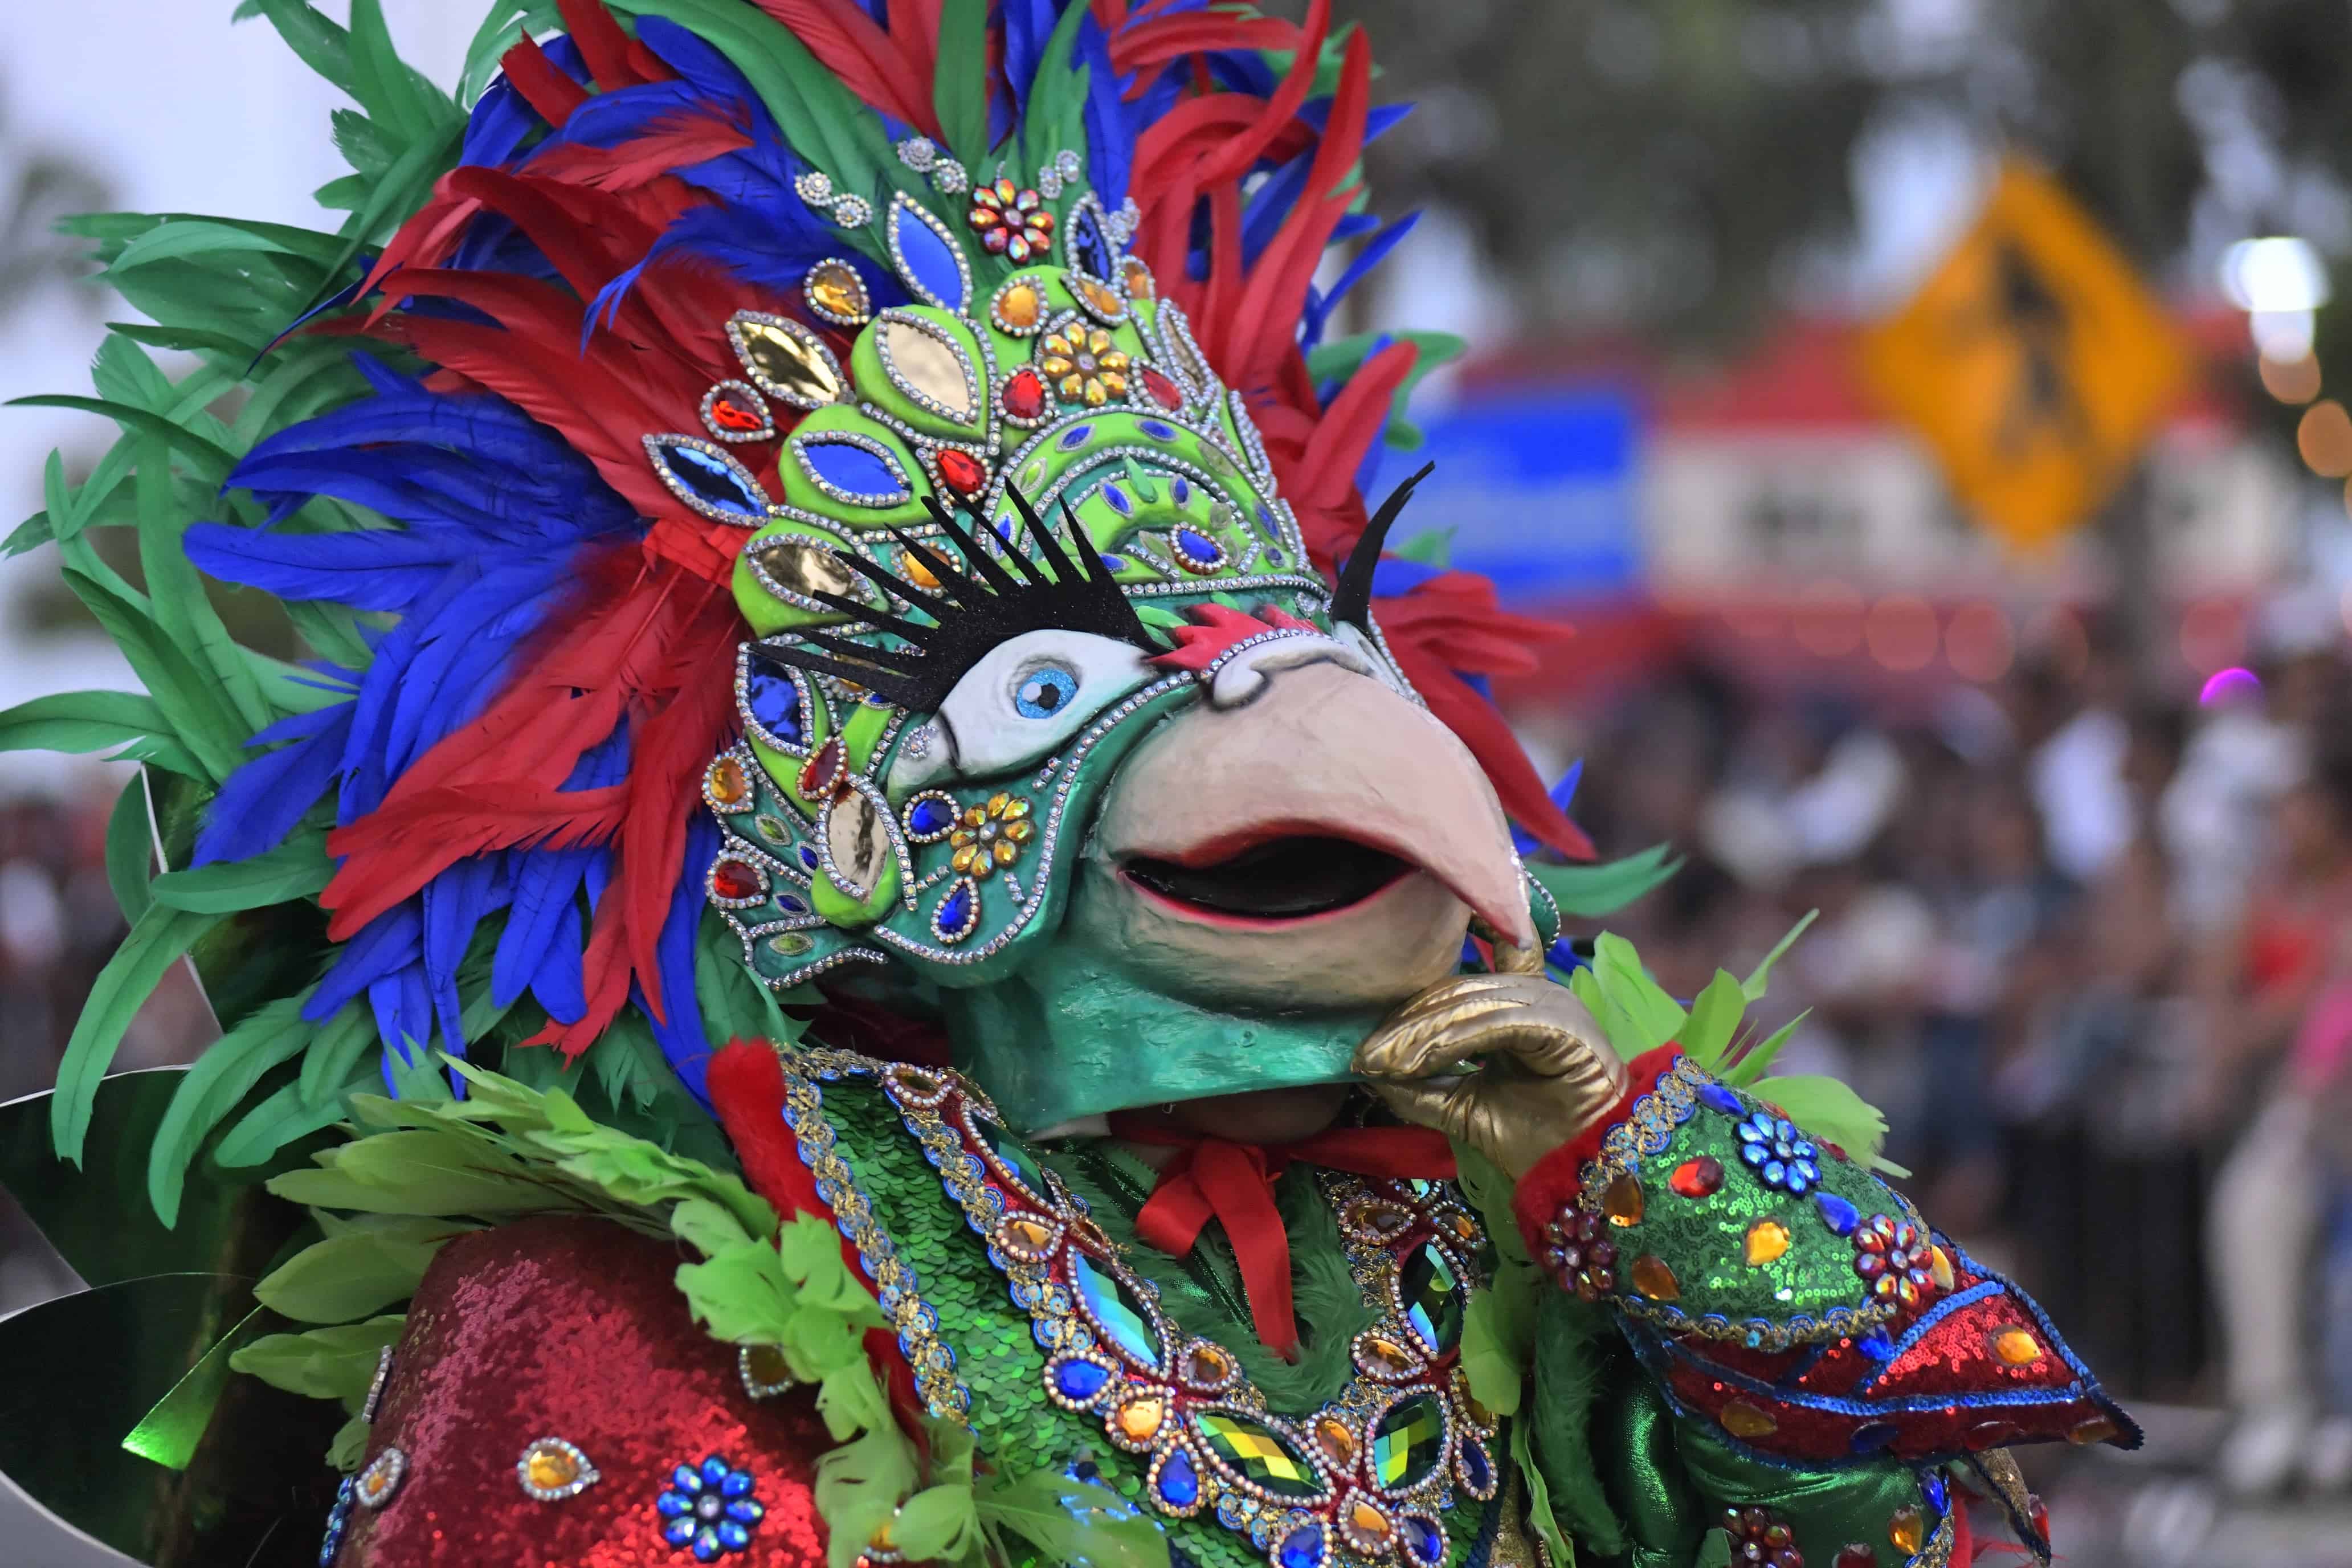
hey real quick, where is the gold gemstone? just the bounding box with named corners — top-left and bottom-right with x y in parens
top-left (994, 281), bottom-right (1043, 332)
top-left (1888, 1505), bottom-right (1924, 1555)
top-left (1183, 1344), bottom-right (1232, 1386)
top-left (1603, 1174), bottom-right (1644, 1226)
top-left (1930, 1244), bottom-right (1956, 1292)
top-left (879, 318), bottom-right (974, 419)
top-left (1358, 1334), bottom-right (1421, 1375)
top-left (870, 1520), bottom-right (898, 1551)
top-left (1313, 1414), bottom-right (1358, 1467)
top-left (1743, 1219), bottom-right (1791, 1267)
top-left (2067, 1416), bottom-right (2117, 1446)
top-left (807, 259), bottom-right (871, 324)
top-left (753, 537), bottom-right (856, 599)
top-left (1447, 1213), bottom-right (1478, 1243)
top-left (1629, 1254), bottom-right (1679, 1301)
top-left (526, 1446), bottom-right (581, 1491)
top-left (899, 547), bottom-right (941, 590)
top-left (708, 757), bottom-right (752, 808)
top-left (1117, 1395), bottom-right (1165, 1443)
top-left (1077, 277), bottom-right (1125, 317)
top-left (1993, 1328), bottom-right (2041, 1366)
top-left (1000, 797), bottom-right (1031, 821)
top-left (1121, 257), bottom-right (1155, 299)
top-left (1001, 1215), bottom-right (1057, 1253)
top-left (734, 317), bottom-right (844, 407)
top-left (1347, 1500), bottom-right (1393, 1546)
top-left (1719, 1399), bottom-right (1777, 1439)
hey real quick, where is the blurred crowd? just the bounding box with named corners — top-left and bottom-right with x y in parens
top-left (1548, 597), bottom-right (2352, 1500)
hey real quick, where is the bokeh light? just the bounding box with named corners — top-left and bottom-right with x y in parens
top-left (1864, 595), bottom-right (1938, 671)
top-left (2198, 665), bottom-right (2263, 707)
top-left (2297, 400), bottom-right (2352, 476)
top-left (1791, 579), bottom-right (1864, 657)
top-left (1943, 601), bottom-right (2014, 683)
top-left (2178, 599), bottom-right (2247, 675)
top-left (2260, 353), bottom-right (2323, 404)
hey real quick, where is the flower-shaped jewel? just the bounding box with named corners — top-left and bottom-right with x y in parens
top-left (1852, 1214), bottom-right (1939, 1309)
top-left (1734, 1114), bottom-right (1820, 1194)
top-left (657, 1453), bottom-right (765, 1562)
top-left (950, 793), bottom-right (1035, 879)
top-left (968, 178), bottom-right (1056, 262)
top-left (1039, 324), bottom-right (1129, 406)
top-left (318, 1476), bottom-right (356, 1567)
top-left (1541, 1206), bottom-right (1617, 1301)
top-left (1722, 1505), bottom-right (1804, 1568)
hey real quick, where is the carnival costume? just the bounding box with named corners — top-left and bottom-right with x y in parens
top-left (0, 4), bottom-right (2135, 1566)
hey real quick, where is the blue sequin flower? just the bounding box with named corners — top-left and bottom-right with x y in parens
top-left (656, 1454), bottom-right (765, 1561)
top-left (318, 1476), bottom-right (356, 1566)
top-left (1734, 1115), bottom-right (1820, 1194)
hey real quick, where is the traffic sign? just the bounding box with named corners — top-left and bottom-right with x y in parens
top-left (1858, 160), bottom-right (2192, 550)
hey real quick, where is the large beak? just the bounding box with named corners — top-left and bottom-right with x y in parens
top-left (1095, 655), bottom-right (1533, 953)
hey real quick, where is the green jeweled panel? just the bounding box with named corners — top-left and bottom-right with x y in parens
top-left (1071, 1250), bottom-right (1161, 1370)
top-left (1194, 1412), bottom-right (1326, 1500)
top-left (1371, 1395), bottom-right (1447, 1492)
top-left (1399, 1242), bottom-right (1464, 1355)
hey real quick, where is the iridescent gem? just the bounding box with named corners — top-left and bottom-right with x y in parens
top-left (1930, 1244), bottom-right (1957, 1292)
top-left (1922, 1472), bottom-right (1949, 1513)
top-left (1456, 1436), bottom-right (1495, 1498)
top-left (744, 663), bottom-right (801, 742)
top-left (932, 877), bottom-right (978, 942)
top-left (767, 931), bottom-right (813, 958)
top-left (1071, 1251), bottom-right (1159, 1370)
top-left (1138, 419), bottom-right (1178, 442)
top-left (798, 737), bottom-right (844, 799)
top-left (889, 197), bottom-right (969, 309)
top-left (1697, 1082), bottom-right (1745, 1116)
top-left (1399, 1242), bottom-right (1464, 1354)
top-left (1888, 1505), bottom-right (1924, 1555)
top-left (1603, 1173), bottom-right (1644, 1226)
top-left (1196, 1412), bottom-right (1324, 1500)
top-left (1171, 527), bottom-right (1224, 570)
top-left (1629, 1254), bottom-right (1679, 1301)
top-left (1719, 1399), bottom-right (1777, 1439)
top-left (706, 386), bottom-right (770, 435)
top-left (1370, 1395), bottom-right (1445, 1491)
top-left (1815, 1191), bottom-right (1860, 1235)
top-left (1668, 1157), bottom-right (1723, 1198)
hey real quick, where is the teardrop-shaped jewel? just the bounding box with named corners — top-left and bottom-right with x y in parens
top-left (645, 435), bottom-right (770, 522)
top-left (1069, 1251), bottom-right (1161, 1371)
top-left (1398, 1242), bottom-right (1465, 1354)
top-left (1150, 1444), bottom-right (1200, 1512)
top-left (727, 313), bottom-right (847, 409)
top-left (703, 380), bottom-right (775, 441)
top-left (888, 194), bottom-right (971, 312)
top-left (931, 876), bottom-right (979, 943)
top-left (805, 259), bottom-right (872, 325)
top-left (1065, 195), bottom-right (1117, 280)
top-left (823, 790), bottom-right (893, 898)
top-left (877, 313), bottom-right (979, 424)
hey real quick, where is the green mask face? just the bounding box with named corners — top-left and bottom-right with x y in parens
top-left (674, 187), bottom-right (1546, 1130)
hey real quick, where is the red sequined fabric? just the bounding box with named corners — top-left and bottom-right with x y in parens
top-left (340, 1215), bottom-right (832, 1567)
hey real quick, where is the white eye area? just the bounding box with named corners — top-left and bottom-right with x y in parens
top-left (1334, 620), bottom-right (1412, 697)
top-left (888, 629), bottom-right (1156, 791)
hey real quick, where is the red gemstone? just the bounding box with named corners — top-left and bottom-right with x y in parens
top-left (712, 859), bottom-right (763, 901)
top-left (2027, 1496), bottom-right (2048, 1540)
top-left (1141, 366), bottom-right (1184, 411)
top-left (708, 392), bottom-right (766, 433)
top-left (937, 448), bottom-right (987, 495)
top-left (1833, 1549), bottom-right (1874, 1568)
top-left (1002, 369), bottom-right (1048, 421)
top-left (1668, 1156), bottom-right (1724, 1198)
top-left (798, 737), bottom-right (844, 799)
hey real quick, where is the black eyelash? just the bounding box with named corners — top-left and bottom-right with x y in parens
top-left (1331, 461), bottom-right (1436, 630)
top-left (748, 486), bottom-right (1166, 714)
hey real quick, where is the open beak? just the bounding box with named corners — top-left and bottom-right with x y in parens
top-left (1094, 655), bottom-right (1533, 951)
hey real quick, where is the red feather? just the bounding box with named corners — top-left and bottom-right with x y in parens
top-left (744, 0), bottom-right (937, 131)
top-left (499, 34), bottom-right (591, 126)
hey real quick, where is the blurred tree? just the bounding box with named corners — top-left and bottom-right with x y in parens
top-left (1332, 0), bottom-right (2352, 345)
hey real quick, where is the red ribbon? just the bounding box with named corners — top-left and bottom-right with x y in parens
top-left (1105, 1117), bottom-right (1456, 1359)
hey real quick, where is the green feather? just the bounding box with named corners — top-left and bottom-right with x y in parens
top-left (51, 903), bottom-right (225, 1165)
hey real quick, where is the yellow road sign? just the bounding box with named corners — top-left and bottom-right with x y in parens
top-left (1859, 160), bottom-right (2193, 550)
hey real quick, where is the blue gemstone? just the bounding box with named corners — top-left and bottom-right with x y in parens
top-left (1763, 1160), bottom-right (1787, 1186)
top-left (1105, 483), bottom-right (1132, 516)
top-left (1697, 1082), bottom-right (1744, 1116)
top-left (799, 437), bottom-right (906, 501)
top-left (1924, 1472), bottom-right (1949, 1512)
top-left (1170, 477), bottom-right (1191, 503)
top-left (1099, 553), bottom-right (1128, 569)
top-left (1849, 1421), bottom-right (1898, 1453)
top-left (1277, 1524), bottom-right (1325, 1568)
top-left (703, 1456), bottom-right (732, 1485)
top-left (1254, 503), bottom-right (1279, 538)
top-left (937, 884), bottom-right (973, 934)
top-left (665, 1516), bottom-right (699, 1547)
top-left (1816, 1192), bottom-right (1859, 1235)
top-left (720, 1468), bottom-right (753, 1498)
top-left (1787, 1171), bottom-right (1810, 1194)
top-left (1174, 528), bottom-right (1221, 565)
top-left (718, 1521), bottom-right (753, 1551)
top-left (1265, 548), bottom-right (1285, 564)
top-left (798, 845), bottom-right (820, 871)
top-left (1400, 1516), bottom-right (1444, 1567)
top-left (890, 202), bottom-right (967, 308)
top-left (1794, 1161), bottom-right (1820, 1186)
top-left (659, 1492), bottom-right (692, 1517)
top-left (673, 1465), bottom-right (705, 1493)
top-left (1857, 1329), bottom-right (1896, 1361)
top-left (908, 797), bottom-right (956, 836)
top-left (1140, 419), bottom-right (1178, 442)
top-left (777, 895), bottom-right (807, 914)
top-left (1054, 1357), bottom-right (1112, 1401)
top-left (745, 663), bottom-right (802, 741)
top-left (1058, 424), bottom-right (1093, 450)
top-left (1155, 1446), bottom-right (1200, 1508)
top-left (1460, 1439), bottom-right (1492, 1491)
top-left (1071, 205), bottom-right (1116, 279)
top-left (692, 1523), bottom-right (723, 1562)
top-left (1740, 1142), bottom-right (1768, 1167)
top-left (653, 439), bottom-right (766, 517)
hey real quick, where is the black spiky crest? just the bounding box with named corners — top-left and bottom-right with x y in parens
top-left (1331, 462), bottom-right (1436, 629)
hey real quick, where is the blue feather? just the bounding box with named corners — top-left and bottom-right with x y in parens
top-left (638, 811), bottom-right (720, 1101)
top-left (312, 903), bottom-right (422, 1024)
top-left (191, 699), bottom-right (356, 866)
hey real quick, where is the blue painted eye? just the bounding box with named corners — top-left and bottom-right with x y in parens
top-left (1014, 665), bottom-right (1080, 719)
